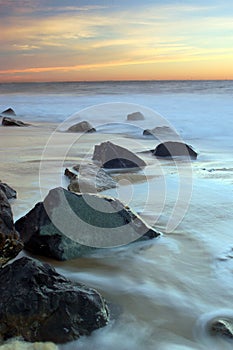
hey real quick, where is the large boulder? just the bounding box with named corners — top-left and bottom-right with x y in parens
top-left (0, 181), bottom-right (17, 199)
top-left (152, 141), bottom-right (197, 159)
top-left (127, 111), bottom-right (144, 121)
top-left (0, 256), bottom-right (109, 343)
top-left (66, 163), bottom-right (117, 193)
top-left (92, 141), bottom-right (146, 169)
top-left (15, 187), bottom-right (160, 261)
top-left (2, 116), bottom-right (29, 127)
top-left (1, 108), bottom-right (16, 116)
top-left (67, 121), bottom-right (96, 133)
top-left (0, 189), bottom-right (23, 267)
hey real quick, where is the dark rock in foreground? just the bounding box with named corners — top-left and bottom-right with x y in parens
top-left (210, 318), bottom-right (233, 340)
top-left (67, 121), bottom-right (96, 133)
top-left (0, 189), bottom-right (23, 267)
top-left (0, 181), bottom-right (17, 199)
top-left (152, 141), bottom-right (197, 159)
top-left (93, 141), bottom-right (147, 169)
top-left (127, 111), bottom-right (144, 121)
top-left (0, 256), bottom-right (109, 343)
top-left (1, 108), bottom-right (16, 116)
top-left (15, 187), bottom-right (160, 261)
top-left (2, 116), bottom-right (29, 127)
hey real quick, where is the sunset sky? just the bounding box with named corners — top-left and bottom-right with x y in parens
top-left (0, 0), bottom-right (232, 82)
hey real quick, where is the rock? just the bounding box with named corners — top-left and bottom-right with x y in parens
top-left (209, 318), bottom-right (233, 339)
top-left (67, 121), bottom-right (96, 133)
top-left (1, 108), bottom-right (16, 116)
top-left (92, 141), bottom-right (147, 169)
top-left (64, 168), bottom-right (77, 180)
top-left (152, 141), bottom-right (197, 159)
top-left (67, 163), bottom-right (117, 193)
top-left (0, 256), bottom-right (109, 343)
top-left (15, 187), bottom-right (160, 261)
top-left (143, 126), bottom-right (175, 137)
top-left (1, 116), bottom-right (29, 127)
top-left (0, 181), bottom-right (17, 199)
top-left (0, 189), bottom-right (23, 267)
top-left (0, 340), bottom-right (58, 350)
top-left (127, 111), bottom-right (144, 121)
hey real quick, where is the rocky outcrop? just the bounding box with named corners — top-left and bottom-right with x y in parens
top-left (0, 256), bottom-right (109, 343)
top-left (2, 116), bottom-right (29, 127)
top-left (127, 112), bottom-right (144, 121)
top-left (152, 141), bottom-right (197, 159)
top-left (1, 108), bottom-right (16, 116)
top-left (0, 181), bottom-right (17, 199)
top-left (92, 141), bottom-right (146, 169)
top-left (0, 189), bottom-right (23, 267)
top-left (67, 121), bottom-right (96, 133)
top-left (15, 187), bottom-right (160, 261)
top-left (66, 163), bottom-right (117, 193)
top-left (210, 318), bottom-right (233, 339)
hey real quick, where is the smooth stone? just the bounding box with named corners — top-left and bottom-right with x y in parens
top-left (0, 181), bottom-right (17, 199)
top-left (15, 187), bottom-right (161, 261)
top-left (0, 189), bottom-right (23, 267)
top-left (210, 318), bottom-right (233, 339)
top-left (1, 108), bottom-right (16, 116)
top-left (0, 257), bottom-right (109, 343)
top-left (127, 111), bottom-right (144, 121)
top-left (66, 121), bottom-right (96, 133)
top-left (1, 116), bottom-right (29, 127)
top-left (92, 141), bottom-right (147, 169)
top-left (152, 141), bottom-right (197, 159)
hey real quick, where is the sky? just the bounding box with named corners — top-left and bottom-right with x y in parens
top-left (0, 0), bottom-right (232, 82)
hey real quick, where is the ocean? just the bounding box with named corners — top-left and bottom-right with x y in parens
top-left (0, 80), bottom-right (233, 349)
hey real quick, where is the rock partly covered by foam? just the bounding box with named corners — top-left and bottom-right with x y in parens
top-left (92, 141), bottom-right (147, 169)
top-left (152, 141), bottom-right (197, 159)
top-left (66, 163), bottom-right (117, 193)
top-left (209, 318), bottom-right (233, 339)
top-left (67, 121), bottom-right (96, 133)
top-left (0, 257), bottom-right (109, 343)
top-left (1, 108), bottom-right (16, 116)
top-left (15, 187), bottom-right (160, 261)
top-left (0, 181), bottom-right (17, 199)
top-left (0, 189), bottom-right (23, 267)
top-left (1, 116), bottom-right (29, 127)
top-left (127, 111), bottom-right (144, 121)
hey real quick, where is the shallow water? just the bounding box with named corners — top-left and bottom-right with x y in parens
top-left (0, 81), bottom-right (233, 349)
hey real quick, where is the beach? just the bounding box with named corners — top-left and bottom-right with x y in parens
top-left (0, 80), bottom-right (233, 349)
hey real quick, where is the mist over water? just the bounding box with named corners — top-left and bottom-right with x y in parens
top-left (0, 80), bottom-right (233, 349)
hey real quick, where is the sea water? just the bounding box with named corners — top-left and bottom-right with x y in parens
top-left (0, 80), bottom-right (233, 349)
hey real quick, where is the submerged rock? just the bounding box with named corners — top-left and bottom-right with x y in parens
top-left (0, 181), bottom-right (17, 199)
top-left (2, 116), bottom-right (29, 127)
top-left (210, 318), bottom-right (233, 340)
top-left (93, 141), bottom-right (146, 169)
top-left (152, 141), bottom-right (197, 159)
top-left (15, 187), bottom-right (160, 261)
top-left (66, 163), bottom-right (117, 193)
top-left (0, 256), bottom-right (109, 343)
top-left (127, 111), bottom-right (144, 121)
top-left (1, 108), bottom-right (16, 116)
top-left (67, 121), bottom-right (96, 133)
top-left (0, 189), bottom-right (23, 267)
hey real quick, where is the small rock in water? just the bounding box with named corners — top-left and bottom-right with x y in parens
top-left (0, 256), bottom-right (109, 343)
top-left (92, 141), bottom-right (147, 169)
top-left (143, 126), bottom-right (175, 137)
top-left (0, 181), bottom-right (17, 199)
top-left (127, 111), bottom-right (144, 121)
top-left (210, 318), bottom-right (233, 340)
top-left (152, 141), bottom-right (197, 159)
top-left (66, 120), bottom-right (96, 133)
top-left (1, 108), bottom-right (16, 116)
top-left (15, 187), bottom-right (160, 261)
top-left (0, 189), bottom-right (23, 267)
top-left (1, 116), bottom-right (29, 127)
